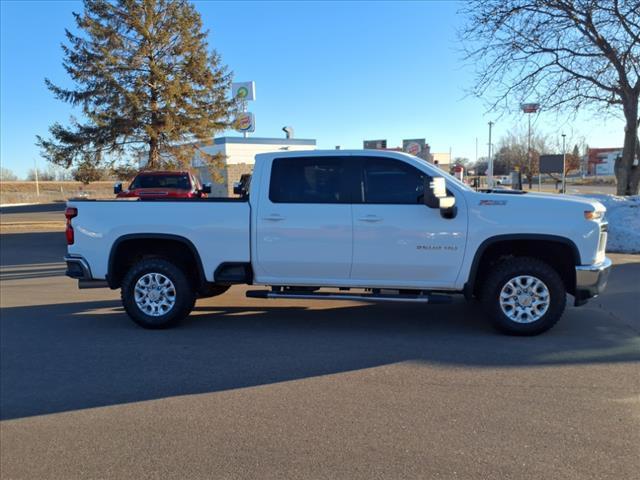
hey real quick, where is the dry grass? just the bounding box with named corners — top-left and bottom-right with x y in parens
top-left (567, 176), bottom-right (617, 186)
top-left (0, 181), bottom-right (115, 204)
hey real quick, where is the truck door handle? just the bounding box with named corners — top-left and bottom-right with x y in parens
top-left (357, 215), bottom-right (383, 223)
top-left (263, 214), bottom-right (285, 221)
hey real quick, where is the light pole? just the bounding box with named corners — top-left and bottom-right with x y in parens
top-left (475, 137), bottom-right (478, 164)
top-left (561, 133), bottom-right (566, 194)
top-left (33, 158), bottom-right (40, 197)
top-left (487, 121), bottom-right (494, 188)
top-left (521, 103), bottom-right (540, 190)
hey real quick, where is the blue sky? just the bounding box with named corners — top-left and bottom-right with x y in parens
top-left (1, 0), bottom-right (625, 178)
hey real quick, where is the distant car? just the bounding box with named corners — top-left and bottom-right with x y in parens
top-left (114, 171), bottom-right (211, 199)
top-left (496, 175), bottom-right (512, 186)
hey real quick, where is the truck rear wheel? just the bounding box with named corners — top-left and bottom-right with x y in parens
top-left (480, 257), bottom-right (566, 335)
top-left (121, 258), bottom-right (195, 329)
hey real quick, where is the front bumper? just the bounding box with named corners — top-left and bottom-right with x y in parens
top-left (574, 257), bottom-right (612, 306)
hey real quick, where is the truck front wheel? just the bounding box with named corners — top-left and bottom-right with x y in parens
top-left (480, 257), bottom-right (566, 335)
top-left (121, 258), bottom-right (196, 329)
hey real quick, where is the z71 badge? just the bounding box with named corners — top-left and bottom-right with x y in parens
top-left (479, 200), bottom-right (507, 206)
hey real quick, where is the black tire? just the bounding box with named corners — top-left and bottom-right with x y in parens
top-left (121, 258), bottom-right (196, 329)
top-left (197, 284), bottom-right (231, 299)
top-left (480, 257), bottom-right (566, 336)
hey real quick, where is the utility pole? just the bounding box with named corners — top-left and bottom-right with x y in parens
top-left (475, 137), bottom-right (478, 164)
top-left (487, 121), bottom-right (494, 188)
top-left (528, 115), bottom-right (532, 187)
top-left (34, 159), bottom-right (40, 197)
top-left (561, 133), bottom-right (566, 194)
top-left (521, 103), bottom-right (540, 190)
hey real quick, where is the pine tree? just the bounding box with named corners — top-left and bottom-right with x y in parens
top-left (37, 0), bottom-right (235, 173)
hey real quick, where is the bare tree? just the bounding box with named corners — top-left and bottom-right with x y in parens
top-left (0, 167), bottom-right (18, 181)
top-left (460, 0), bottom-right (640, 195)
top-left (495, 129), bottom-right (552, 184)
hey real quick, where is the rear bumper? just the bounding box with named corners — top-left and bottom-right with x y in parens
top-left (574, 257), bottom-right (612, 306)
top-left (64, 255), bottom-right (92, 279)
top-left (64, 255), bottom-right (108, 289)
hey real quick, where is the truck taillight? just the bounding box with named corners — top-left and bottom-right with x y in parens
top-left (65, 207), bottom-right (78, 245)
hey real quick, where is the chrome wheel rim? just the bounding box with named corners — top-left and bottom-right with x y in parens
top-left (499, 275), bottom-right (550, 324)
top-left (134, 273), bottom-right (176, 317)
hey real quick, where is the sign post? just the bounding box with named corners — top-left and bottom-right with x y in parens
top-left (487, 121), bottom-right (494, 188)
top-left (521, 103), bottom-right (540, 190)
top-left (561, 133), bottom-right (566, 193)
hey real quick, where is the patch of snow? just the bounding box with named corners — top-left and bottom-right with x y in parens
top-left (579, 194), bottom-right (640, 254)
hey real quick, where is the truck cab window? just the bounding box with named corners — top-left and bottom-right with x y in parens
top-left (361, 157), bottom-right (425, 204)
top-left (269, 157), bottom-right (351, 203)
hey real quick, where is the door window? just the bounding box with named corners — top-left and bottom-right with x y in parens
top-left (361, 157), bottom-right (426, 204)
top-left (269, 157), bottom-right (353, 203)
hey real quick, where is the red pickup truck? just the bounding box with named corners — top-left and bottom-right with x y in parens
top-left (114, 171), bottom-right (211, 199)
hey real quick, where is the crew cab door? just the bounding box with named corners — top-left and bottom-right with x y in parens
top-left (255, 156), bottom-right (356, 284)
top-left (350, 156), bottom-right (467, 288)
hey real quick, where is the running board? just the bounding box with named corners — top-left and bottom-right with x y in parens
top-left (246, 290), bottom-right (452, 304)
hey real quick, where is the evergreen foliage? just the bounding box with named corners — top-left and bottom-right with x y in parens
top-left (37, 0), bottom-right (235, 174)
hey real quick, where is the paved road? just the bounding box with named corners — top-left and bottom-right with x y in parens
top-left (1, 230), bottom-right (638, 479)
top-left (0, 202), bottom-right (66, 225)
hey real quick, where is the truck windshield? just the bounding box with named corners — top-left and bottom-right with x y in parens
top-left (130, 174), bottom-right (191, 190)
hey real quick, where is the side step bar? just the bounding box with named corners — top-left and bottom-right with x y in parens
top-left (246, 290), bottom-right (452, 304)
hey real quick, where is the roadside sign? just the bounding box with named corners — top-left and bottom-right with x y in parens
top-left (232, 82), bottom-right (256, 101)
top-left (234, 112), bottom-right (255, 133)
top-left (521, 103), bottom-right (540, 113)
top-left (539, 154), bottom-right (564, 174)
top-left (402, 139), bottom-right (425, 156)
top-left (363, 139), bottom-right (387, 150)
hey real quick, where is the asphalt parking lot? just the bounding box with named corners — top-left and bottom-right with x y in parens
top-left (0, 206), bottom-right (639, 479)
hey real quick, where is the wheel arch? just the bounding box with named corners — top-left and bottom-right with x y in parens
top-left (464, 234), bottom-right (581, 297)
top-left (107, 233), bottom-right (206, 290)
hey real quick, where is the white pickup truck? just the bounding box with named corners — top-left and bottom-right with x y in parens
top-left (64, 150), bottom-right (611, 335)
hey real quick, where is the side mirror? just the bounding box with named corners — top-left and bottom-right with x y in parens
top-left (423, 176), bottom-right (457, 219)
top-left (201, 183), bottom-right (212, 194)
top-left (233, 174), bottom-right (252, 197)
top-left (113, 182), bottom-right (122, 195)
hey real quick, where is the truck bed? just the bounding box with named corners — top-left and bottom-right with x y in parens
top-left (67, 198), bottom-right (251, 282)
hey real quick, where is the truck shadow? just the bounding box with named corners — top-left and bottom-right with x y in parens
top-left (0, 203), bottom-right (66, 215)
top-left (1, 291), bottom-right (638, 420)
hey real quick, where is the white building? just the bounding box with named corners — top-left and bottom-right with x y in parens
top-left (193, 136), bottom-right (316, 196)
top-left (431, 152), bottom-right (452, 171)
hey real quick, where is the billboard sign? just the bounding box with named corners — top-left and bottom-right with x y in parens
top-left (403, 138), bottom-right (426, 156)
top-left (363, 139), bottom-right (387, 150)
top-left (232, 81), bottom-right (256, 101)
top-left (539, 154), bottom-right (564, 174)
top-left (520, 103), bottom-right (540, 113)
top-left (234, 112), bottom-right (255, 133)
